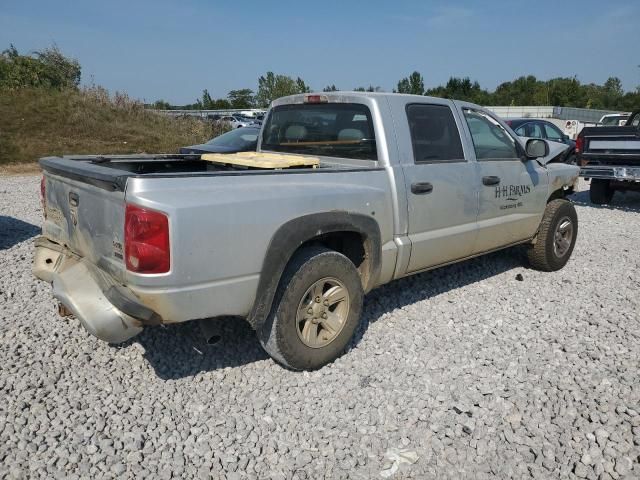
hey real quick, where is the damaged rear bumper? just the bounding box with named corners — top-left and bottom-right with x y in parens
top-left (33, 237), bottom-right (161, 343)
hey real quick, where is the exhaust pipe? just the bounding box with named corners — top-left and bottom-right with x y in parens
top-left (199, 319), bottom-right (222, 346)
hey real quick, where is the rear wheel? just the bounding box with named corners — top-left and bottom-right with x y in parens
top-left (590, 179), bottom-right (614, 205)
top-left (258, 246), bottom-right (364, 370)
top-left (527, 199), bottom-right (578, 271)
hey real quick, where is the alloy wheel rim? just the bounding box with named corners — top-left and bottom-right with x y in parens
top-left (296, 277), bottom-right (350, 349)
top-left (553, 216), bottom-right (573, 258)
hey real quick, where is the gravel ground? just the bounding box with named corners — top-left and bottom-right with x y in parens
top-left (1, 175), bottom-right (639, 480)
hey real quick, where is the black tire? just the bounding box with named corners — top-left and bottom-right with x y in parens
top-left (590, 179), bottom-right (614, 205)
top-left (258, 246), bottom-right (364, 370)
top-left (565, 154), bottom-right (577, 165)
top-left (527, 199), bottom-right (578, 272)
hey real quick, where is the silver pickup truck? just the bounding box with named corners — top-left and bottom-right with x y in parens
top-left (34, 92), bottom-right (579, 370)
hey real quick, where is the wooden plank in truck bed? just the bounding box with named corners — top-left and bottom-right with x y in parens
top-left (201, 152), bottom-right (319, 169)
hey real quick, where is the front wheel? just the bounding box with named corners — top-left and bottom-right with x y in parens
top-left (527, 199), bottom-right (578, 272)
top-left (258, 246), bottom-right (364, 370)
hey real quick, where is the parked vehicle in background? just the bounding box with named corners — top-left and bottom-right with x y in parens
top-left (598, 113), bottom-right (630, 127)
top-left (506, 118), bottom-right (577, 164)
top-left (577, 110), bottom-right (640, 204)
top-left (179, 126), bottom-right (260, 154)
top-left (220, 115), bottom-right (253, 129)
top-left (33, 92), bottom-right (579, 370)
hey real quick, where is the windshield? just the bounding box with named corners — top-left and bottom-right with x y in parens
top-left (206, 127), bottom-right (259, 148)
top-left (261, 103), bottom-right (377, 160)
top-left (601, 115), bottom-right (628, 126)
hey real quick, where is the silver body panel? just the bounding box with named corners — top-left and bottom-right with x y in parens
top-left (35, 92), bottom-right (578, 342)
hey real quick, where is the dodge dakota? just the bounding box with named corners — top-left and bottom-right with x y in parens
top-left (34, 92), bottom-right (579, 370)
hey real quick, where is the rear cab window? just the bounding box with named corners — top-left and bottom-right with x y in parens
top-left (261, 103), bottom-right (377, 160)
top-left (406, 104), bottom-right (464, 163)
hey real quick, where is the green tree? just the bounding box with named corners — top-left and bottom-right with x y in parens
top-left (354, 85), bottom-right (382, 92)
top-left (296, 77), bottom-right (311, 94)
top-left (0, 44), bottom-right (81, 90)
top-left (546, 77), bottom-right (585, 107)
top-left (255, 72), bottom-right (311, 107)
top-left (200, 89), bottom-right (214, 109)
top-left (323, 84), bottom-right (338, 92)
top-left (492, 75), bottom-right (544, 105)
top-left (618, 91), bottom-right (640, 111)
top-left (34, 46), bottom-right (81, 88)
top-left (426, 76), bottom-right (490, 104)
top-left (212, 98), bottom-right (231, 109)
top-left (152, 99), bottom-right (171, 110)
top-left (227, 88), bottom-right (254, 108)
top-left (413, 73), bottom-right (639, 109)
top-left (603, 77), bottom-right (623, 97)
top-left (396, 71), bottom-right (424, 95)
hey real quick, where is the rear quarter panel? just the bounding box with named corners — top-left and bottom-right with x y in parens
top-left (123, 169), bottom-right (394, 321)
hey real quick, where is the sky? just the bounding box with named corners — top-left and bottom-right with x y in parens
top-left (0, 0), bottom-right (637, 105)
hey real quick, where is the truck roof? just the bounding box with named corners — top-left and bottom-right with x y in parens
top-left (271, 91), bottom-right (482, 110)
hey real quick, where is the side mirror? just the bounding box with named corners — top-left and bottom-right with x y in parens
top-left (525, 138), bottom-right (549, 159)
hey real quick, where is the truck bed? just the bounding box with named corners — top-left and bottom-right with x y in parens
top-left (39, 154), bottom-right (361, 192)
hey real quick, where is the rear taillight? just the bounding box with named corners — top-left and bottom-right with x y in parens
top-left (575, 136), bottom-right (584, 154)
top-left (124, 204), bottom-right (170, 274)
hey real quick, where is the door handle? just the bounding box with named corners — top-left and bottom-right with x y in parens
top-left (411, 182), bottom-right (433, 194)
top-left (482, 176), bottom-right (501, 186)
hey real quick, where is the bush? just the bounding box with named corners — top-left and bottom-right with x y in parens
top-left (0, 45), bottom-right (81, 91)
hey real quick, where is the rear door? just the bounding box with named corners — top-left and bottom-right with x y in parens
top-left (458, 107), bottom-right (548, 253)
top-left (514, 121), bottom-right (543, 140)
top-left (390, 100), bottom-right (478, 273)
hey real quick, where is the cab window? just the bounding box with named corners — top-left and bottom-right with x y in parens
top-left (515, 123), bottom-right (543, 139)
top-left (463, 109), bottom-right (519, 160)
top-left (406, 104), bottom-right (464, 163)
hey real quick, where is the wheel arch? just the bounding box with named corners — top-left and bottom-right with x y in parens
top-left (547, 188), bottom-right (568, 202)
top-left (247, 211), bottom-right (381, 329)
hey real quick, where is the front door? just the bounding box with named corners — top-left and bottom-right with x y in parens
top-left (400, 102), bottom-right (478, 273)
top-left (460, 108), bottom-right (548, 253)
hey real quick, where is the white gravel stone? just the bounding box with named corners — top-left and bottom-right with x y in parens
top-left (1, 176), bottom-right (640, 478)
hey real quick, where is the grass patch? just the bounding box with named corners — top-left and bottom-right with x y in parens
top-left (0, 87), bottom-right (226, 166)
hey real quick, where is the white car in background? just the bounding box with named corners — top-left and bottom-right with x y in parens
top-left (220, 115), bottom-right (254, 129)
